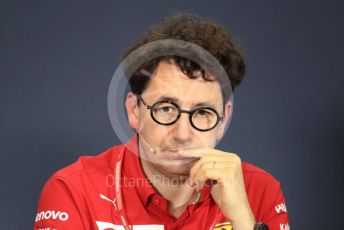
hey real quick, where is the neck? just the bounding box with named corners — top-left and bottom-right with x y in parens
top-left (140, 158), bottom-right (195, 199)
top-left (140, 157), bottom-right (197, 217)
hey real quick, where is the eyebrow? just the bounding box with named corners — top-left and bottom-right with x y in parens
top-left (155, 96), bottom-right (217, 110)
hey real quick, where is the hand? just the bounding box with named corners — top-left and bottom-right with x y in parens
top-left (178, 148), bottom-right (256, 230)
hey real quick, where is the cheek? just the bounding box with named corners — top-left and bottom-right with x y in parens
top-left (137, 109), bottom-right (157, 132)
top-left (194, 131), bottom-right (218, 148)
top-left (139, 118), bottom-right (169, 141)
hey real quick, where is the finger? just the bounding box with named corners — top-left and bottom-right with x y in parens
top-left (190, 159), bottom-right (234, 179)
top-left (177, 148), bottom-right (224, 158)
top-left (192, 168), bottom-right (224, 186)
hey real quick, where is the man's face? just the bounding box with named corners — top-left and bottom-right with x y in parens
top-left (126, 60), bottom-right (231, 177)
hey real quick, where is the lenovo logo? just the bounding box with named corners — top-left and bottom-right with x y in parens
top-left (35, 210), bottom-right (69, 222)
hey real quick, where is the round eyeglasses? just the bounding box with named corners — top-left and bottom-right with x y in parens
top-left (138, 95), bottom-right (223, 132)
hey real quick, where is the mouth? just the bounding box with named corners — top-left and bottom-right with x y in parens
top-left (163, 148), bottom-right (199, 162)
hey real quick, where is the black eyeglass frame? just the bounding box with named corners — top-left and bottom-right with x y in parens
top-left (138, 95), bottom-right (223, 132)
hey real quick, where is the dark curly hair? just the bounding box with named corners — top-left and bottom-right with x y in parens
top-left (122, 13), bottom-right (246, 103)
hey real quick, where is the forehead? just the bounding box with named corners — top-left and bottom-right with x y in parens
top-left (143, 60), bottom-right (222, 105)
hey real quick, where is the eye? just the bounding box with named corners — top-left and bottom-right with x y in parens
top-left (196, 109), bottom-right (211, 116)
top-left (154, 104), bottom-right (177, 114)
top-left (160, 106), bottom-right (174, 113)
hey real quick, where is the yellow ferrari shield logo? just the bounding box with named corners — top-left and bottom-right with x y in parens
top-left (214, 222), bottom-right (232, 230)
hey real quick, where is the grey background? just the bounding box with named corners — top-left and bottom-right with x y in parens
top-left (1, 0), bottom-right (343, 229)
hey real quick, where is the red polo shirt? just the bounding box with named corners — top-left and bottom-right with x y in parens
top-left (34, 135), bottom-right (289, 230)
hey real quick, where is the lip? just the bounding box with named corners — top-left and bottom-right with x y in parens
top-left (164, 147), bottom-right (193, 152)
top-left (165, 149), bottom-right (179, 152)
top-left (164, 149), bottom-right (199, 161)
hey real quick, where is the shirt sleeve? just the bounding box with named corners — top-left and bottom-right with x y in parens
top-left (33, 175), bottom-right (88, 230)
top-left (261, 180), bottom-right (290, 230)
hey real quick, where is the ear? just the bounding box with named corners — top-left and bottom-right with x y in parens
top-left (125, 92), bottom-right (139, 129)
top-left (216, 100), bottom-right (233, 141)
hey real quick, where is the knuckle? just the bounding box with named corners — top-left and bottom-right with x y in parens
top-left (231, 153), bottom-right (241, 163)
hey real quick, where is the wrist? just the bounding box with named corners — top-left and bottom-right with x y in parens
top-left (228, 206), bottom-right (256, 230)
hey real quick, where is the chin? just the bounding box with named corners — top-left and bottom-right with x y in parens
top-left (158, 161), bottom-right (195, 178)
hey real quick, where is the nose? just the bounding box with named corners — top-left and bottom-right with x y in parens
top-left (172, 113), bottom-right (193, 144)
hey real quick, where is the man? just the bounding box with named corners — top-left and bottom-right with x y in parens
top-left (34, 14), bottom-right (289, 230)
